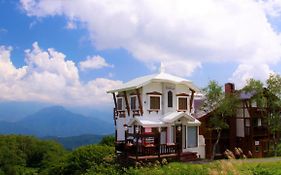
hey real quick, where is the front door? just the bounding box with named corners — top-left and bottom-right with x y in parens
top-left (176, 125), bottom-right (182, 152)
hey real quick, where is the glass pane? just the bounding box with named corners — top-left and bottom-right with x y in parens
top-left (150, 96), bottom-right (160, 109)
top-left (168, 91), bottom-right (173, 107)
top-left (179, 98), bottom-right (187, 110)
top-left (117, 98), bottom-right (123, 110)
top-left (131, 96), bottom-right (136, 110)
top-left (188, 126), bottom-right (198, 148)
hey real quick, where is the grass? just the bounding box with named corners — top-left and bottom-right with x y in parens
top-left (125, 158), bottom-right (281, 175)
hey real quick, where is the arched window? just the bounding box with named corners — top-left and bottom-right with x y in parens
top-left (168, 91), bottom-right (173, 107)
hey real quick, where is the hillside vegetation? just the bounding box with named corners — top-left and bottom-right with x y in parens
top-left (1, 135), bottom-right (281, 175)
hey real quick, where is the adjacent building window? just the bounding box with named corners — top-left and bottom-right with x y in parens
top-left (117, 97), bottom-right (123, 111)
top-left (188, 126), bottom-right (198, 148)
top-left (150, 96), bottom-right (160, 110)
top-left (130, 96), bottom-right (137, 110)
top-left (168, 91), bottom-right (173, 107)
top-left (178, 97), bottom-right (188, 111)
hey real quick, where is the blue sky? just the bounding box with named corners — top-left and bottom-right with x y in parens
top-left (1, 0), bottom-right (281, 108)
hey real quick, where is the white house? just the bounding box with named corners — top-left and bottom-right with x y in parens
top-left (107, 66), bottom-right (205, 161)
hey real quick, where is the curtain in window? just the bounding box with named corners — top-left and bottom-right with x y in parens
top-left (178, 97), bottom-right (187, 110)
top-left (150, 96), bottom-right (160, 109)
top-left (188, 126), bottom-right (198, 148)
top-left (117, 98), bottom-right (123, 110)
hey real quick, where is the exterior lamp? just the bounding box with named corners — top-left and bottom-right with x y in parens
top-left (177, 125), bottom-right (182, 132)
top-left (124, 124), bottom-right (128, 131)
top-left (135, 126), bottom-right (139, 133)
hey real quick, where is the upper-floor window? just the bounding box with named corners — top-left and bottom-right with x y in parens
top-left (178, 97), bottom-right (188, 111)
top-left (130, 96), bottom-right (138, 110)
top-left (168, 91), bottom-right (173, 107)
top-left (117, 97), bottom-right (123, 111)
top-left (150, 96), bottom-right (160, 110)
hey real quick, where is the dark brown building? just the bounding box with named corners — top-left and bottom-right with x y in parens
top-left (196, 83), bottom-right (270, 159)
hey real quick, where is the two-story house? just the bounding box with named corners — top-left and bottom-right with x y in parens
top-left (107, 67), bottom-right (206, 162)
top-left (196, 83), bottom-right (270, 159)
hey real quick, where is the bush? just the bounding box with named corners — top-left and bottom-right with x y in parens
top-left (99, 135), bottom-right (115, 147)
top-left (57, 144), bottom-right (116, 175)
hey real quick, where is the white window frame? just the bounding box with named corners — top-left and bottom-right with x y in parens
top-left (148, 95), bottom-right (161, 110)
top-left (177, 96), bottom-right (189, 111)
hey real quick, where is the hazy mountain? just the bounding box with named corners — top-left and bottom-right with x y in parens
top-left (0, 101), bottom-right (50, 122)
top-left (0, 106), bottom-right (114, 137)
top-left (42, 134), bottom-right (105, 150)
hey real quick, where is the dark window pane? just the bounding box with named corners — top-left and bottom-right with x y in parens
top-left (168, 91), bottom-right (173, 107)
top-left (131, 96), bottom-right (136, 110)
top-left (117, 98), bottom-right (123, 110)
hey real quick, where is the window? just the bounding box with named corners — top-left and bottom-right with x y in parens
top-left (178, 97), bottom-right (188, 110)
top-left (117, 98), bottom-right (123, 110)
top-left (130, 96), bottom-right (137, 110)
top-left (168, 91), bottom-right (173, 107)
top-left (150, 96), bottom-right (160, 110)
top-left (188, 126), bottom-right (198, 148)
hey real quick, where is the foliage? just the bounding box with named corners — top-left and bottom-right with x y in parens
top-left (50, 144), bottom-right (117, 175)
top-left (202, 81), bottom-right (239, 159)
top-left (99, 135), bottom-right (115, 147)
top-left (0, 135), bottom-right (66, 175)
top-left (266, 74), bottom-right (281, 156)
top-left (126, 162), bottom-right (207, 175)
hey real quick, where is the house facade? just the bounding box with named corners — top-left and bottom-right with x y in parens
top-left (196, 83), bottom-right (270, 159)
top-left (107, 68), bottom-right (205, 161)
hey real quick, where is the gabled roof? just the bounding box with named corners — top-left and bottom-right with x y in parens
top-left (107, 72), bottom-right (200, 93)
top-left (128, 112), bottom-right (200, 127)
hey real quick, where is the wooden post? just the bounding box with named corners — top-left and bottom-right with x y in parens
top-left (136, 135), bottom-right (139, 161)
top-left (158, 131), bottom-right (161, 161)
top-left (123, 91), bottom-right (130, 116)
top-left (136, 88), bottom-right (144, 116)
top-left (190, 89), bottom-right (195, 113)
top-left (112, 93), bottom-right (117, 110)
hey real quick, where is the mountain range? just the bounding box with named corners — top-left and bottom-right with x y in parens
top-left (0, 105), bottom-right (114, 137)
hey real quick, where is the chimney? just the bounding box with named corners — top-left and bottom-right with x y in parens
top-left (225, 83), bottom-right (235, 94)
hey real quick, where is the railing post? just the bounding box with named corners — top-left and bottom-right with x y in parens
top-left (136, 135), bottom-right (139, 161)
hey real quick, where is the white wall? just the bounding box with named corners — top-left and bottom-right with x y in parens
top-left (236, 119), bottom-right (245, 137)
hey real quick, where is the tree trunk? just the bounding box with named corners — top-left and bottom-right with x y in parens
top-left (211, 129), bottom-right (221, 160)
top-left (274, 132), bottom-right (277, 157)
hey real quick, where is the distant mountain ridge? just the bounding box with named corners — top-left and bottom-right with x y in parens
top-left (42, 134), bottom-right (106, 150)
top-left (0, 106), bottom-right (113, 137)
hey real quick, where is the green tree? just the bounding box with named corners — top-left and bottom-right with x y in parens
top-left (202, 81), bottom-right (239, 160)
top-left (266, 74), bottom-right (281, 156)
top-left (99, 135), bottom-right (115, 147)
top-left (54, 144), bottom-right (116, 175)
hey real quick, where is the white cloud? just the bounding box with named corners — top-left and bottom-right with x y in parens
top-left (229, 63), bottom-right (274, 89)
top-left (79, 55), bottom-right (113, 71)
top-left (20, 0), bottom-right (281, 82)
top-left (0, 43), bottom-right (122, 107)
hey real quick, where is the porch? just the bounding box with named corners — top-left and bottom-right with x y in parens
top-left (116, 131), bottom-right (198, 162)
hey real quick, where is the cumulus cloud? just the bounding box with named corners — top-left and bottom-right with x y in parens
top-left (79, 55), bottom-right (113, 71)
top-left (229, 63), bottom-right (274, 88)
top-left (20, 0), bottom-right (281, 85)
top-left (0, 43), bottom-right (122, 107)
